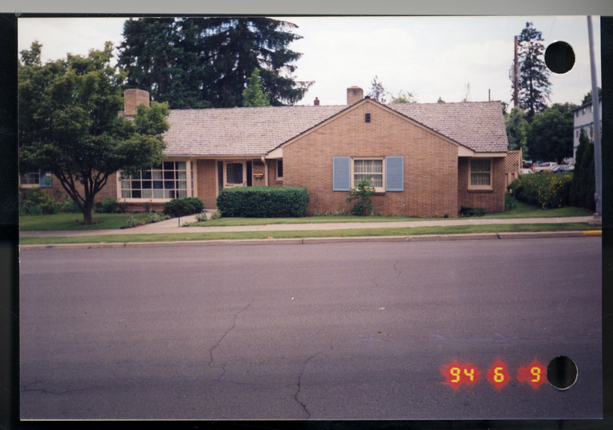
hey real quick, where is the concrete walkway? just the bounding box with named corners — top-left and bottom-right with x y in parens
top-left (20, 215), bottom-right (595, 238)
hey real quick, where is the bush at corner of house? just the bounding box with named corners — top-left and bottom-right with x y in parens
top-left (162, 197), bottom-right (205, 217)
top-left (19, 187), bottom-right (61, 215)
top-left (216, 186), bottom-right (309, 217)
top-left (508, 171), bottom-right (572, 209)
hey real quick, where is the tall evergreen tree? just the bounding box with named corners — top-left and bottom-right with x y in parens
top-left (570, 128), bottom-right (595, 210)
top-left (117, 18), bottom-right (204, 109)
top-left (516, 22), bottom-right (551, 121)
top-left (242, 68), bottom-right (271, 107)
top-left (118, 17), bottom-right (313, 108)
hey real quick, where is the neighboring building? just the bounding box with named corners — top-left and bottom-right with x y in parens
top-left (571, 96), bottom-right (602, 162)
top-left (26, 87), bottom-right (510, 217)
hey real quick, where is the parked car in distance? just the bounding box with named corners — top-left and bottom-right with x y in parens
top-left (532, 162), bottom-right (557, 172)
top-left (552, 164), bottom-right (575, 173)
top-left (520, 168), bottom-right (533, 175)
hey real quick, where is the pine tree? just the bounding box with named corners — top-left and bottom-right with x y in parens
top-left (117, 18), bottom-right (204, 109)
top-left (243, 68), bottom-right (271, 107)
top-left (516, 22), bottom-right (551, 121)
top-left (117, 17), bottom-right (313, 108)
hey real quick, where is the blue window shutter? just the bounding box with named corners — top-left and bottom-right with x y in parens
top-left (386, 156), bottom-right (404, 191)
top-left (40, 170), bottom-right (52, 188)
top-left (333, 157), bottom-right (351, 191)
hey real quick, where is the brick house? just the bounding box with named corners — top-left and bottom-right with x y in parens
top-left (23, 87), bottom-right (509, 217)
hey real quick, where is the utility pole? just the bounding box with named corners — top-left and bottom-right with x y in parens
top-left (587, 16), bottom-right (602, 219)
top-left (513, 36), bottom-right (519, 108)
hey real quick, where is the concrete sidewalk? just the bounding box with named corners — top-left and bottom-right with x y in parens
top-left (20, 216), bottom-right (596, 238)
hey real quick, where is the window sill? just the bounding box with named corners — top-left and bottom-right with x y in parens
top-left (467, 188), bottom-right (493, 193)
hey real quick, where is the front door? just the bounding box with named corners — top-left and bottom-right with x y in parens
top-left (224, 161), bottom-right (246, 188)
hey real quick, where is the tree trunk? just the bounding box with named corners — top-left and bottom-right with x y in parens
top-left (82, 201), bottom-right (94, 225)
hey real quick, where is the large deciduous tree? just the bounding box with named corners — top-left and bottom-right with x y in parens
top-left (516, 22), bottom-right (551, 121)
top-left (526, 103), bottom-right (575, 162)
top-left (367, 76), bottom-right (387, 103)
top-left (118, 17), bottom-right (313, 108)
top-left (390, 90), bottom-right (417, 104)
top-left (19, 41), bottom-right (170, 225)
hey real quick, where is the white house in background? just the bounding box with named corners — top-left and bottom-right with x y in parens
top-left (571, 96), bottom-right (602, 163)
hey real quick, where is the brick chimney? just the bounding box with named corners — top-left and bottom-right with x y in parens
top-left (124, 89), bottom-right (150, 116)
top-left (347, 86), bottom-right (363, 105)
top-left (314, 97), bottom-right (320, 106)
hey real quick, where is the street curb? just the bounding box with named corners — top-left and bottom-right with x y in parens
top-left (496, 231), bottom-right (585, 239)
top-left (19, 231), bottom-right (600, 250)
top-left (583, 230), bottom-right (602, 236)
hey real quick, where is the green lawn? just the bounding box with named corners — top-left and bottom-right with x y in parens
top-left (187, 199), bottom-right (591, 227)
top-left (19, 212), bottom-right (152, 231)
top-left (19, 223), bottom-right (600, 245)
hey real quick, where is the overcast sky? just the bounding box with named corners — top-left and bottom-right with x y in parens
top-left (18, 16), bottom-right (601, 107)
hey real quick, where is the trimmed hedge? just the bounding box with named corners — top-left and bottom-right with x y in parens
top-left (217, 186), bottom-right (310, 218)
top-left (163, 197), bottom-right (205, 217)
top-left (508, 171), bottom-right (573, 209)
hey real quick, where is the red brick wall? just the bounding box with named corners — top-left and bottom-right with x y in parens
top-left (457, 157), bottom-right (506, 213)
top-left (283, 102), bottom-right (459, 217)
top-left (267, 160), bottom-right (284, 187)
top-left (44, 172), bottom-right (118, 203)
top-left (196, 159), bottom-right (218, 209)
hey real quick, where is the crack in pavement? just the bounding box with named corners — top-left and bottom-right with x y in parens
top-left (393, 261), bottom-right (402, 279)
top-left (21, 380), bottom-right (100, 396)
top-left (209, 300), bottom-right (254, 369)
top-left (294, 343), bottom-right (333, 419)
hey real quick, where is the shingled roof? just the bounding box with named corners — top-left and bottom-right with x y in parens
top-left (162, 100), bottom-right (508, 156)
top-left (388, 101), bottom-right (509, 152)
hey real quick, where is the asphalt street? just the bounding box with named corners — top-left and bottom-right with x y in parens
top-left (19, 237), bottom-right (602, 420)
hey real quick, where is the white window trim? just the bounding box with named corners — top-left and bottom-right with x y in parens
top-left (351, 157), bottom-right (385, 193)
top-left (276, 159), bottom-right (284, 181)
top-left (468, 158), bottom-right (493, 190)
top-left (116, 159), bottom-right (193, 202)
top-left (20, 171), bottom-right (41, 188)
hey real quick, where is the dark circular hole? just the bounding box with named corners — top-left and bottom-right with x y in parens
top-left (545, 41), bottom-right (575, 74)
top-left (547, 356), bottom-right (578, 389)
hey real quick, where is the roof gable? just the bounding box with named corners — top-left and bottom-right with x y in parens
top-left (162, 100), bottom-right (508, 157)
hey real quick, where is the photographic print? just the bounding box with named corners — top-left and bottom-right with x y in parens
top-left (18, 15), bottom-right (603, 420)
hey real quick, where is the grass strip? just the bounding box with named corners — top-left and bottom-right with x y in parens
top-left (188, 204), bottom-right (590, 227)
top-left (20, 223), bottom-right (600, 245)
top-left (19, 213), bottom-right (152, 231)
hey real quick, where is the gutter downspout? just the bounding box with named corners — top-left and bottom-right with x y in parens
top-left (261, 156), bottom-right (268, 186)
